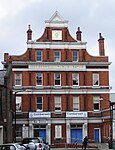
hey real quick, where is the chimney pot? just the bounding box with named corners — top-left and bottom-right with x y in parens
top-left (98, 33), bottom-right (105, 56)
top-left (27, 24), bottom-right (32, 41)
top-left (76, 27), bottom-right (82, 41)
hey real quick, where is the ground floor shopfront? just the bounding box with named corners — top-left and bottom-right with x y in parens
top-left (14, 111), bottom-right (107, 145)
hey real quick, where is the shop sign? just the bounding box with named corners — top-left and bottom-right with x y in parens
top-left (29, 112), bottom-right (51, 118)
top-left (66, 111), bottom-right (87, 118)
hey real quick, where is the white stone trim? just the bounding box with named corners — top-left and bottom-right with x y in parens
top-left (12, 68), bottom-right (109, 72)
top-left (27, 41), bottom-right (87, 49)
top-left (13, 88), bottom-right (110, 95)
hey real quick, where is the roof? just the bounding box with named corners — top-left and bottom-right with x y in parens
top-left (0, 70), bottom-right (6, 85)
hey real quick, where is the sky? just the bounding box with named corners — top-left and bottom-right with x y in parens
top-left (0, 0), bottom-right (115, 92)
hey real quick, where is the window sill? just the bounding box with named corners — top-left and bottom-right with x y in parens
top-left (93, 110), bottom-right (101, 113)
top-left (54, 111), bottom-right (62, 114)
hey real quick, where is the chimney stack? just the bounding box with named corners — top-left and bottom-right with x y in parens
top-left (76, 27), bottom-right (82, 41)
top-left (98, 33), bottom-right (105, 56)
top-left (27, 25), bottom-right (32, 41)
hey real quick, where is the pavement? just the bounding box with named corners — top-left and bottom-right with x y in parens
top-left (50, 142), bottom-right (113, 150)
top-left (96, 142), bottom-right (113, 150)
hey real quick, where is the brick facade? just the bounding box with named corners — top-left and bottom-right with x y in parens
top-left (3, 11), bottom-right (111, 147)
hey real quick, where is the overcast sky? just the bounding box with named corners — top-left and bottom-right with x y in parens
top-left (0, 0), bottom-right (115, 92)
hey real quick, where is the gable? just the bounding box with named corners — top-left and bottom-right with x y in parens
top-left (45, 11), bottom-right (68, 27)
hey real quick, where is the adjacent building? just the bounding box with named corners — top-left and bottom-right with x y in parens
top-left (2, 11), bottom-right (111, 146)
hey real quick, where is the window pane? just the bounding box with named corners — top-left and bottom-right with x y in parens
top-left (16, 97), bottom-right (22, 112)
top-left (72, 51), bottom-right (78, 61)
top-left (36, 73), bottom-right (42, 85)
top-left (54, 73), bottom-right (60, 85)
top-left (94, 103), bottom-right (99, 110)
top-left (55, 96), bottom-right (61, 111)
top-left (54, 51), bottom-right (60, 62)
top-left (93, 96), bottom-right (100, 111)
top-left (72, 73), bottom-right (79, 85)
top-left (36, 51), bottom-right (42, 61)
top-left (93, 73), bottom-right (99, 85)
top-left (15, 74), bottom-right (21, 85)
top-left (73, 96), bottom-right (79, 111)
top-left (36, 96), bottom-right (42, 111)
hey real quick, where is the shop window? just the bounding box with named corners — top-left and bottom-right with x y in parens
top-left (54, 73), bottom-right (61, 86)
top-left (73, 96), bottom-right (79, 111)
top-left (54, 51), bottom-right (60, 62)
top-left (16, 96), bottom-right (22, 112)
top-left (36, 73), bottom-right (42, 85)
top-left (93, 73), bottom-right (99, 86)
top-left (36, 51), bottom-right (42, 61)
top-left (55, 125), bottom-right (62, 139)
top-left (36, 96), bottom-right (42, 111)
top-left (72, 51), bottom-right (78, 61)
top-left (72, 73), bottom-right (79, 86)
top-left (55, 96), bottom-right (61, 112)
top-left (93, 96), bottom-right (100, 111)
top-left (15, 73), bottom-right (22, 86)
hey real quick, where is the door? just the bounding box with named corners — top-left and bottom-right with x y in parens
top-left (39, 129), bottom-right (46, 142)
top-left (71, 129), bottom-right (82, 144)
top-left (94, 128), bottom-right (100, 142)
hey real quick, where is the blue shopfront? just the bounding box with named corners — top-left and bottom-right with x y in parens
top-left (66, 111), bottom-right (88, 144)
top-left (29, 112), bottom-right (51, 143)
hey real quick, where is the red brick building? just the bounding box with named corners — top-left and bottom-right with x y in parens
top-left (3, 11), bottom-right (111, 146)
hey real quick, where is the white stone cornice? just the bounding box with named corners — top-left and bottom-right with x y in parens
top-left (11, 61), bottom-right (111, 66)
top-left (27, 41), bottom-right (87, 49)
top-left (13, 86), bottom-right (111, 94)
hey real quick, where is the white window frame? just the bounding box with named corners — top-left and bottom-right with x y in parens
top-left (36, 73), bottom-right (42, 85)
top-left (72, 51), bottom-right (78, 62)
top-left (15, 73), bottom-right (22, 86)
top-left (55, 125), bottom-right (62, 139)
top-left (54, 51), bottom-right (60, 62)
top-left (72, 73), bottom-right (79, 86)
top-left (93, 96), bottom-right (100, 111)
top-left (55, 96), bottom-right (61, 112)
top-left (54, 73), bottom-right (61, 86)
top-left (93, 73), bottom-right (99, 86)
top-left (16, 96), bottom-right (22, 112)
top-left (36, 96), bottom-right (43, 111)
top-left (36, 51), bottom-right (42, 61)
top-left (73, 96), bottom-right (79, 111)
